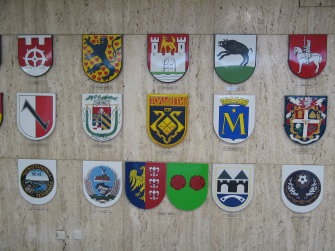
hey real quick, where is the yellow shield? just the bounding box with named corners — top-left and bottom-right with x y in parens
top-left (82, 35), bottom-right (122, 83)
top-left (147, 94), bottom-right (188, 147)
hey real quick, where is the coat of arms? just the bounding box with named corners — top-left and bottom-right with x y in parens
top-left (147, 94), bottom-right (188, 147)
top-left (18, 35), bottom-right (53, 76)
top-left (284, 96), bottom-right (327, 145)
top-left (17, 93), bottom-right (56, 140)
top-left (125, 162), bottom-right (166, 209)
top-left (82, 94), bottom-right (122, 142)
top-left (212, 164), bottom-right (254, 212)
top-left (167, 162), bottom-right (208, 211)
top-left (147, 34), bottom-right (189, 83)
top-left (213, 95), bottom-right (255, 143)
top-left (215, 34), bottom-right (256, 84)
top-left (288, 34), bottom-right (327, 78)
top-left (83, 161), bottom-right (122, 207)
top-left (18, 159), bottom-right (57, 205)
top-left (82, 34), bottom-right (122, 83)
top-left (282, 165), bottom-right (323, 213)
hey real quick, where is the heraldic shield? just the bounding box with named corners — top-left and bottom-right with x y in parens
top-left (125, 162), bottom-right (166, 209)
top-left (288, 34), bottom-right (327, 79)
top-left (212, 164), bottom-right (254, 212)
top-left (82, 34), bottom-right (122, 83)
top-left (18, 35), bottom-right (53, 76)
top-left (82, 94), bottom-right (122, 142)
top-left (147, 94), bottom-right (188, 147)
top-left (148, 34), bottom-right (189, 83)
top-left (213, 95), bottom-right (255, 144)
top-left (282, 165), bottom-right (323, 213)
top-left (17, 93), bottom-right (56, 140)
top-left (167, 162), bottom-right (208, 211)
top-left (284, 96), bottom-right (327, 145)
top-left (215, 34), bottom-right (256, 84)
top-left (83, 161), bottom-right (122, 207)
top-left (18, 159), bottom-right (57, 205)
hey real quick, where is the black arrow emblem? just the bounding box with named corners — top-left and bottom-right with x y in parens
top-left (22, 100), bottom-right (50, 131)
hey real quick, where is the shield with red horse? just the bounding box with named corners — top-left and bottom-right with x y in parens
top-left (288, 34), bottom-right (327, 78)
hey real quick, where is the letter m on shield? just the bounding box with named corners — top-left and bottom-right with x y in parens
top-left (219, 105), bottom-right (249, 141)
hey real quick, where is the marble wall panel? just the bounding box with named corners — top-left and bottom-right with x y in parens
top-left (213, 0), bottom-right (308, 34)
top-left (0, 0), bottom-right (124, 34)
top-left (0, 0), bottom-right (335, 250)
top-left (123, 0), bottom-right (215, 34)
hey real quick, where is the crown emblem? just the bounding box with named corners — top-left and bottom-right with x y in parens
top-left (220, 97), bottom-right (249, 106)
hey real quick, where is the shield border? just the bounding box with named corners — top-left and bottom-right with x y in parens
top-left (284, 95), bottom-right (327, 145)
top-left (212, 163), bottom-right (254, 212)
top-left (125, 161), bottom-right (166, 210)
top-left (166, 162), bottom-right (208, 211)
top-left (82, 161), bottom-right (122, 208)
top-left (82, 93), bottom-right (122, 142)
top-left (17, 93), bottom-right (56, 141)
top-left (281, 165), bottom-right (324, 213)
top-left (147, 94), bottom-right (188, 147)
top-left (82, 34), bottom-right (123, 83)
top-left (18, 159), bottom-right (57, 205)
top-left (18, 35), bottom-right (53, 77)
top-left (288, 34), bottom-right (327, 79)
top-left (147, 34), bottom-right (189, 83)
top-left (213, 95), bottom-right (255, 144)
top-left (214, 34), bottom-right (257, 84)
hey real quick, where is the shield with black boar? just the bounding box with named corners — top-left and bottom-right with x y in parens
top-left (215, 34), bottom-right (256, 84)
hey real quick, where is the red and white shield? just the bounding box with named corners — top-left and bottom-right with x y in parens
top-left (18, 35), bottom-right (53, 76)
top-left (288, 34), bottom-right (327, 79)
top-left (17, 93), bottom-right (56, 140)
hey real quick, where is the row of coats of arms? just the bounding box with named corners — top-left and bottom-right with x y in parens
top-left (11, 34), bottom-right (327, 82)
top-left (18, 159), bottom-right (324, 214)
top-left (10, 93), bottom-right (327, 145)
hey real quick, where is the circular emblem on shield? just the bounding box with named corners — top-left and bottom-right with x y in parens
top-left (20, 164), bottom-right (54, 198)
top-left (283, 170), bottom-right (321, 206)
top-left (84, 165), bottom-right (121, 206)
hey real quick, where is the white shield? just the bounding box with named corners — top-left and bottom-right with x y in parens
top-left (17, 93), bottom-right (56, 140)
top-left (82, 94), bottom-right (122, 142)
top-left (212, 164), bottom-right (254, 212)
top-left (18, 159), bottom-right (57, 205)
top-left (83, 161), bottom-right (122, 207)
top-left (282, 165), bottom-right (323, 213)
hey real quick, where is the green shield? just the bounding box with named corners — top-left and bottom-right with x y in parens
top-left (167, 162), bottom-right (208, 211)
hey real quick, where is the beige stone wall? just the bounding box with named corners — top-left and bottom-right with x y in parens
top-left (0, 0), bottom-right (335, 250)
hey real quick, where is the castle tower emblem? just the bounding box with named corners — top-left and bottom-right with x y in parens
top-left (148, 34), bottom-right (189, 83)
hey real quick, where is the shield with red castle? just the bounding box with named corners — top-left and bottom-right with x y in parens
top-left (82, 34), bottom-right (122, 83)
top-left (288, 34), bottom-right (327, 78)
top-left (18, 35), bottom-right (53, 76)
top-left (284, 96), bottom-right (327, 145)
top-left (148, 34), bottom-right (189, 83)
top-left (167, 162), bottom-right (208, 211)
top-left (17, 93), bottom-right (56, 140)
top-left (125, 162), bottom-right (166, 209)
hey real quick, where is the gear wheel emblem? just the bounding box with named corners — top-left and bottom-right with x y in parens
top-left (298, 175), bottom-right (308, 184)
top-left (23, 47), bottom-right (47, 67)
